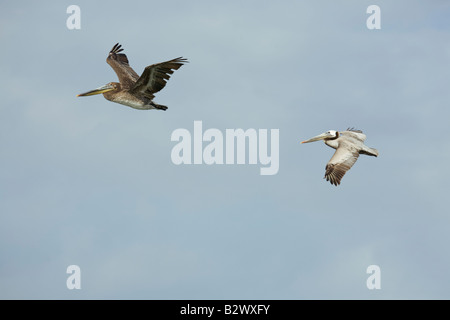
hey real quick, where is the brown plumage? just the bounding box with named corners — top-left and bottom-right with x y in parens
top-left (77, 43), bottom-right (188, 110)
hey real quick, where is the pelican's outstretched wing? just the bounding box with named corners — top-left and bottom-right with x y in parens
top-left (130, 57), bottom-right (188, 100)
top-left (324, 143), bottom-right (360, 186)
top-left (106, 43), bottom-right (140, 88)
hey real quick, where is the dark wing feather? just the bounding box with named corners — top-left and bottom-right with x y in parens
top-left (324, 143), bottom-right (359, 186)
top-left (130, 57), bottom-right (188, 100)
top-left (346, 127), bottom-right (363, 133)
top-left (106, 43), bottom-right (139, 88)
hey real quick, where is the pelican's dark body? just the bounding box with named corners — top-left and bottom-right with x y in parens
top-left (102, 84), bottom-right (165, 110)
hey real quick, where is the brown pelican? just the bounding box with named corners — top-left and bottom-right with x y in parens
top-left (77, 43), bottom-right (187, 110)
top-left (301, 128), bottom-right (378, 186)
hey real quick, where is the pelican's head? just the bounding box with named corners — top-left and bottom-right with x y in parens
top-left (77, 82), bottom-right (119, 97)
top-left (301, 130), bottom-right (338, 144)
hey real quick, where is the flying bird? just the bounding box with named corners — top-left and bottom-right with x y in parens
top-left (301, 128), bottom-right (378, 186)
top-left (77, 43), bottom-right (187, 110)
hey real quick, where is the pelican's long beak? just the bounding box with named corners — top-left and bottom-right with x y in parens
top-left (77, 83), bottom-right (115, 97)
top-left (301, 133), bottom-right (328, 144)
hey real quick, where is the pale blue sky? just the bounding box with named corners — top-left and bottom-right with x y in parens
top-left (1, 0), bottom-right (450, 299)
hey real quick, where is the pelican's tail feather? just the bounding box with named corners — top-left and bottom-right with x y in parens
top-left (153, 103), bottom-right (168, 111)
top-left (361, 147), bottom-right (378, 157)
